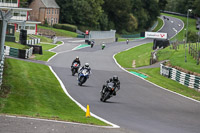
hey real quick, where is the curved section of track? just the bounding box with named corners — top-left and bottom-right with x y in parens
top-left (47, 16), bottom-right (200, 133)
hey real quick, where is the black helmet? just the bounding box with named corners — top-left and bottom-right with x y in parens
top-left (113, 75), bottom-right (118, 81)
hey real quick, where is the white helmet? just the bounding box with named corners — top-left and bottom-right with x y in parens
top-left (85, 63), bottom-right (89, 67)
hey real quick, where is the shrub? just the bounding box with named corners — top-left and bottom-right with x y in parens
top-left (53, 24), bottom-right (77, 32)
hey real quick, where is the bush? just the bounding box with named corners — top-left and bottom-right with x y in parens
top-left (53, 24), bottom-right (77, 32)
top-left (188, 30), bottom-right (198, 43)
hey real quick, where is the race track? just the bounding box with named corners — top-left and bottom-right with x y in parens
top-left (47, 16), bottom-right (200, 133)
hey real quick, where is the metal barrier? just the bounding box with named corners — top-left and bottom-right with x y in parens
top-left (160, 63), bottom-right (200, 90)
top-left (86, 30), bottom-right (116, 45)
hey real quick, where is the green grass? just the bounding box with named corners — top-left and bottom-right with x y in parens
top-left (157, 44), bottom-right (200, 73)
top-left (118, 38), bottom-right (134, 42)
top-left (0, 58), bottom-right (107, 125)
top-left (161, 13), bottom-right (197, 41)
top-left (56, 41), bottom-right (63, 44)
top-left (5, 42), bottom-right (29, 50)
top-left (136, 68), bottom-right (200, 101)
top-left (115, 43), bottom-right (153, 68)
top-left (33, 44), bottom-right (56, 61)
top-left (15, 32), bottom-right (53, 43)
top-left (32, 35), bottom-right (53, 43)
top-left (153, 18), bottom-right (164, 32)
top-left (38, 25), bottom-right (78, 37)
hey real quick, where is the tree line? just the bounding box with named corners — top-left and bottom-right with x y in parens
top-left (164, 0), bottom-right (200, 17)
top-left (55, 0), bottom-right (162, 33)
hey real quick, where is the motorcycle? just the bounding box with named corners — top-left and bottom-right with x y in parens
top-left (71, 62), bottom-right (80, 76)
top-left (100, 82), bottom-right (115, 102)
top-left (78, 69), bottom-right (90, 86)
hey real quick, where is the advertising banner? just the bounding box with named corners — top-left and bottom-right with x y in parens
top-left (145, 32), bottom-right (167, 39)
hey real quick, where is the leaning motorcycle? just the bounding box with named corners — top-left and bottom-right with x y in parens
top-left (78, 69), bottom-right (89, 86)
top-left (71, 62), bottom-right (80, 76)
top-left (100, 82), bottom-right (115, 102)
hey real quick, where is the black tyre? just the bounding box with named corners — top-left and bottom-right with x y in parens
top-left (72, 69), bottom-right (76, 76)
top-left (102, 91), bottom-right (110, 102)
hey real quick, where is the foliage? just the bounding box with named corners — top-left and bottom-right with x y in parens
top-left (56, 0), bottom-right (104, 28)
top-left (193, 0), bottom-right (200, 17)
top-left (55, 0), bottom-right (160, 33)
top-left (165, 0), bottom-right (198, 15)
top-left (187, 30), bottom-right (199, 43)
top-left (53, 23), bottom-right (77, 32)
top-left (159, 0), bottom-right (168, 10)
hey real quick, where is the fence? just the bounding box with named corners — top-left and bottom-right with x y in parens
top-left (26, 38), bottom-right (41, 45)
top-left (0, 54), bottom-right (5, 86)
top-left (160, 63), bottom-right (200, 90)
top-left (188, 43), bottom-right (200, 64)
top-left (4, 46), bottom-right (33, 59)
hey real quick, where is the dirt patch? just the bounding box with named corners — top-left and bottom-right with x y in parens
top-left (132, 60), bottom-right (136, 68)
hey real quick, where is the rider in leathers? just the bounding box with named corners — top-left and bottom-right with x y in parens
top-left (102, 75), bottom-right (120, 96)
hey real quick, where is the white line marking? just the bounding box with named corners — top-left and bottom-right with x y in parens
top-left (49, 41), bottom-right (64, 52)
top-left (113, 35), bottom-right (200, 104)
top-left (49, 66), bottom-right (120, 128)
top-left (2, 115), bottom-right (115, 128)
top-left (68, 40), bottom-right (85, 43)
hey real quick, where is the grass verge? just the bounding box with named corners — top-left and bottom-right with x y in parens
top-left (153, 17), bottom-right (164, 32)
top-left (5, 42), bottom-right (29, 50)
top-left (33, 43), bottom-right (57, 61)
top-left (38, 25), bottom-right (78, 37)
top-left (136, 68), bottom-right (200, 101)
top-left (0, 58), bottom-right (107, 126)
top-left (115, 43), bottom-right (153, 68)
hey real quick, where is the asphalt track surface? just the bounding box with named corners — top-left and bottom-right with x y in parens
top-left (1, 16), bottom-right (200, 133)
top-left (46, 16), bottom-right (200, 133)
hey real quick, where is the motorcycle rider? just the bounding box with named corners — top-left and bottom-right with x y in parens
top-left (79, 63), bottom-right (91, 76)
top-left (71, 56), bottom-right (81, 68)
top-left (101, 75), bottom-right (120, 96)
top-left (126, 39), bottom-right (129, 44)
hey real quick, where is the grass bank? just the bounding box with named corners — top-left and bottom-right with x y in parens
top-left (115, 43), bottom-right (153, 68)
top-left (38, 25), bottom-right (78, 37)
top-left (115, 43), bottom-right (200, 101)
top-left (33, 43), bottom-right (56, 61)
top-left (0, 58), bottom-right (107, 125)
top-left (153, 17), bottom-right (164, 32)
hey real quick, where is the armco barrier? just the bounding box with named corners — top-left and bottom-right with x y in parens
top-left (0, 54), bottom-right (5, 86)
top-left (26, 38), bottom-right (41, 45)
top-left (4, 46), bottom-right (33, 59)
top-left (160, 63), bottom-right (200, 90)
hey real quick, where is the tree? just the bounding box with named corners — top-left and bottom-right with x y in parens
top-left (56, 0), bottom-right (104, 28)
top-left (103, 0), bottom-right (132, 33)
top-left (158, 0), bottom-right (168, 10)
top-left (131, 0), bottom-right (160, 30)
top-left (193, 0), bottom-right (200, 16)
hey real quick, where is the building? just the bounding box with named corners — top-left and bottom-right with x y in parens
top-left (0, 0), bottom-right (41, 35)
top-left (29, 0), bottom-right (60, 25)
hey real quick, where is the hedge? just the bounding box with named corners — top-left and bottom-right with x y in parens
top-left (53, 24), bottom-right (77, 32)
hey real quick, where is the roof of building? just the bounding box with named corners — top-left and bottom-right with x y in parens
top-left (41, 0), bottom-right (60, 8)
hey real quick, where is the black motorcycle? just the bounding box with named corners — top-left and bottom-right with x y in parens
top-left (100, 82), bottom-right (115, 102)
top-left (71, 62), bottom-right (80, 76)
